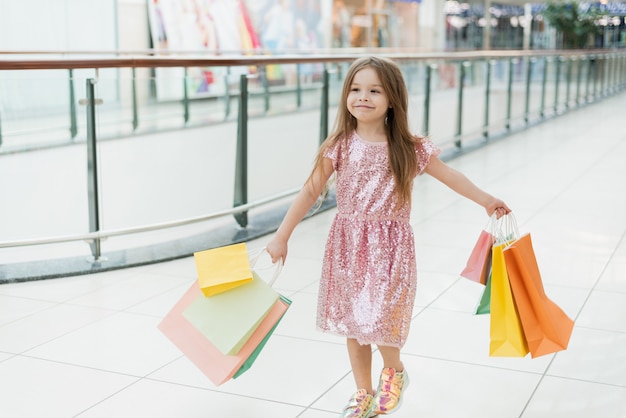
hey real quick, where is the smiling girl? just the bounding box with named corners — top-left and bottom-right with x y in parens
top-left (267, 56), bottom-right (510, 417)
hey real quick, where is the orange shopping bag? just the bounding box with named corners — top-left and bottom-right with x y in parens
top-left (503, 233), bottom-right (575, 358)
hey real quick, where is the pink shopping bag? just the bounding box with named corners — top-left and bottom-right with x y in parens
top-left (158, 281), bottom-right (289, 386)
top-left (461, 229), bottom-right (494, 285)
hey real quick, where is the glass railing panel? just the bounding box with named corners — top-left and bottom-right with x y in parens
top-left (487, 59), bottom-right (511, 133)
top-left (0, 69), bottom-right (81, 151)
top-left (0, 138), bottom-right (89, 242)
top-left (541, 57), bottom-right (558, 117)
top-left (247, 111), bottom-right (320, 202)
top-left (508, 58), bottom-right (529, 130)
top-left (94, 75), bottom-right (239, 232)
top-left (460, 59), bottom-right (488, 141)
top-left (328, 62), bottom-right (348, 108)
top-left (525, 57), bottom-right (544, 120)
top-left (427, 60), bottom-right (456, 145)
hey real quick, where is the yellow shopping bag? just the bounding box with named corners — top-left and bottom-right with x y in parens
top-left (489, 241), bottom-right (529, 357)
top-left (194, 243), bottom-right (253, 297)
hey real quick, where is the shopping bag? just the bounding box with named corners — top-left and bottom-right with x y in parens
top-left (158, 281), bottom-right (290, 386)
top-left (461, 229), bottom-right (494, 284)
top-left (489, 241), bottom-right (529, 357)
top-left (474, 270), bottom-right (492, 315)
top-left (183, 271), bottom-right (279, 355)
top-left (233, 294), bottom-right (292, 379)
top-left (194, 242), bottom-right (253, 297)
top-left (503, 233), bottom-right (575, 358)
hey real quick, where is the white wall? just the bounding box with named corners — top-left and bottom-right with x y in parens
top-left (117, 0), bottom-right (152, 105)
top-left (0, 0), bottom-right (125, 114)
top-left (0, 0), bottom-right (118, 51)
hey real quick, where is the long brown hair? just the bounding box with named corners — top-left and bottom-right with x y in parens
top-left (312, 56), bottom-right (423, 206)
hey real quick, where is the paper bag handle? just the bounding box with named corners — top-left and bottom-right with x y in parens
top-left (249, 247), bottom-right (283, 287)
top-left (491, 212), bottom-right (519, 244)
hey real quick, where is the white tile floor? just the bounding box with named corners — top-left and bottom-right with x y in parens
top-left (2, 93), bottom-right (626, 417)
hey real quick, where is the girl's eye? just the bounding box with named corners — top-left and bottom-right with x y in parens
top-left (351, 88), bottom-right (359, 92)
top-left (371, 90), bottom-right (379, 94)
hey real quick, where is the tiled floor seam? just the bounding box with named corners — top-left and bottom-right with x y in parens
top-left (572, 230), bottom-right (626, 323)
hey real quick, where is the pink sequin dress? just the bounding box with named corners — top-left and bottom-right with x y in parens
top-left (316, 131), bottom-right (440, 348)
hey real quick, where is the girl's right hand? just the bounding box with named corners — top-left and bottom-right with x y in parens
top-left (266, 237), bottom-right (288, 264)
top-left (485, 198), bottom-right (511, 219)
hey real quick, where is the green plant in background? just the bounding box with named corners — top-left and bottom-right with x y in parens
top-left (541, 1), bottom-right (603, 48)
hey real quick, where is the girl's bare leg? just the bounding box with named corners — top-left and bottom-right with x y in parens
top-left (377, 345), bottom-right (403, 371)
top-left (346, 338), bottom-right (374, 394)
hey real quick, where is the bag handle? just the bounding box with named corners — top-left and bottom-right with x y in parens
top-left (491, 212), bottom-right (519, 244)
top-left (249, 247), bottom-right (283, 287)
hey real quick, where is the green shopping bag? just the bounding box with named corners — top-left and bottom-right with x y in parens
top-left (233, 295), bottom-right (292, 379)
top-left (158, 281), bottom-right (289, 386)
top-left (475, 270), bottom-right (492, 315)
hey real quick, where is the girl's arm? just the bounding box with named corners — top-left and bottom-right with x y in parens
top-left (423, 157), bottom-right (511, 217)
top-left (266, 157), bottom-right (335, 264)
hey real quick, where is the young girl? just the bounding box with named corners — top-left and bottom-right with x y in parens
top-left (266, 56), bottom-right (510, 417)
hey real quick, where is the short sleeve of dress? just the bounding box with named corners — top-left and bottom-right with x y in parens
top-left (323, 139), bottom-right (343, 171)
top-left (415, 138), bottom-right (441, 175)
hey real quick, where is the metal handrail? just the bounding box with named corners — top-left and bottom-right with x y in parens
top-left (0, 49), bottom-right (619, 70)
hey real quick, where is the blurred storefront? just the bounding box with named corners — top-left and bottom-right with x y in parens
top-left (332, 0), bottom-right (422, 49)
top-left (144, 0), bottom-right (626, 96)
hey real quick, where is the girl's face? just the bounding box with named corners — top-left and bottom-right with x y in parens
top-left (346, 67), bottom-right (390, 126)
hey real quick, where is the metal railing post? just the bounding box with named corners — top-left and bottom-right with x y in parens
top-left (553, 56), bottom-right (562, 115)
top-left (524, 57), bottom-right (533, 124)
top-left (263, 66), bottom-right (270, 113)
top-left (423, 63), bottom-right (433, 137)
top-left (183, 67), bottom-right (190, 123)
top-left (586, 56), bottom-right (594, 102)
top-left (85, 78), bottom-right (102, 261)
top-left (576, 56), bottom-right (583, 106)
top-left (595, 55), bottom-right (600, 98)
top-left (506, 58), bottom-right (515, 130)
top-left (483, 60), bottom-right (492, 139)
top-left (69, 69), bottom-right (78, 139)
top-left (565, 57), bottom-right (572, 110)
top-left (540, 57), bottom-right (549, 118)
top-left (601, 54), bottom-right (608, 95)
top-left (132, 67), bottom-right (139, 130)
top-left (617, 54), bottom-right (626, 89)
top-left (610, 54), bottom-right (615, 92)
top-left (455, 61), bottom-right (467, 148)
top-left (296, 64), bottom-right (302, 108)
top-left (233, 74), bottom-right (249, 228)
top-left (618, 54), bottom-right (626, 88)
top-left (224, 67), bottom-right (232, 120)
top-left (602, 56), bottom-right (608, 96)
top-left (320, 68), bottom-right (329, 145)
top-left (614, 53), bottom-right (621, 90)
